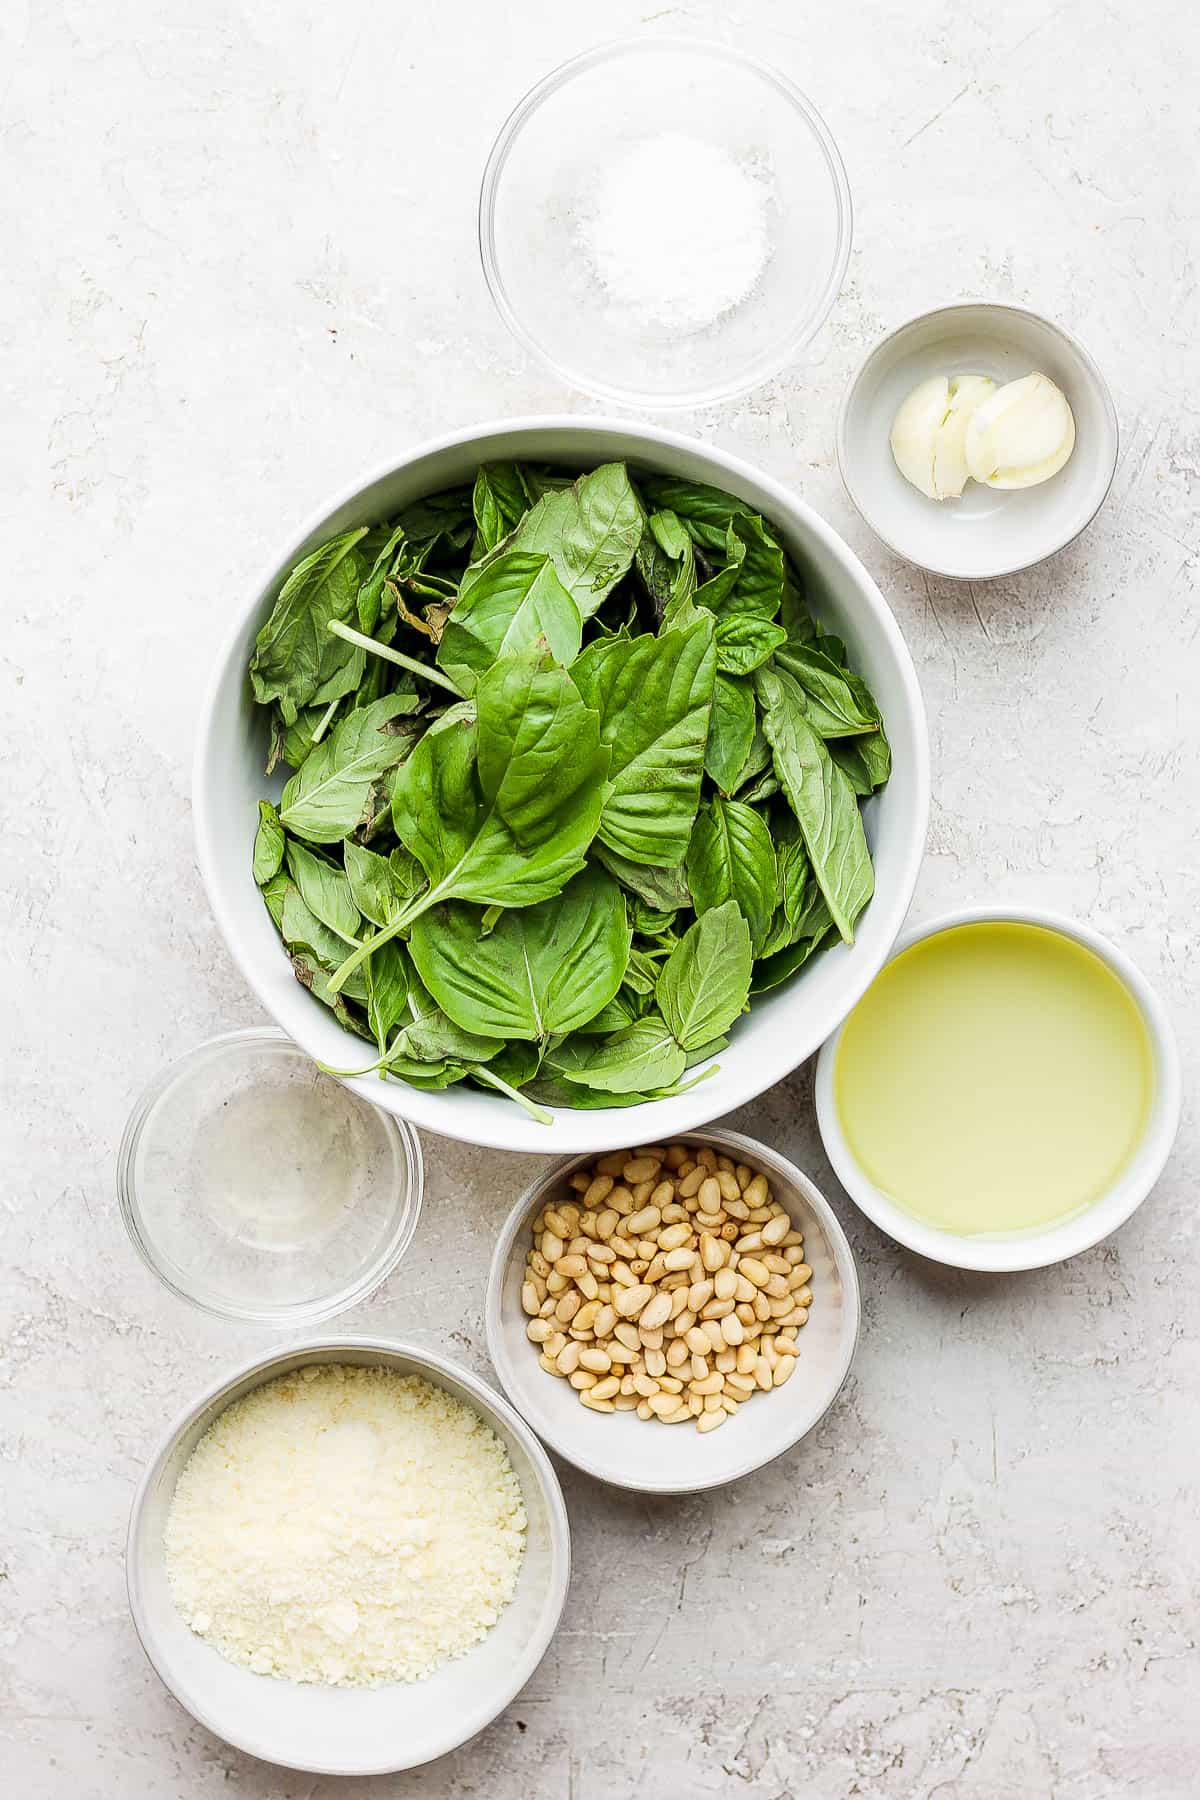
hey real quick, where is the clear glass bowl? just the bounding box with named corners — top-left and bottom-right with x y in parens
top-left (479, 36), bottom-right (852, 409)
top-left (117, 1029), bottom-right (423, 1325)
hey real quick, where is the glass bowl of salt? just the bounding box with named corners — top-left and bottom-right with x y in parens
top-left (479, 37), bottom-right (851, 409)
top-left (117, 1028), bottom-right (423, 1325)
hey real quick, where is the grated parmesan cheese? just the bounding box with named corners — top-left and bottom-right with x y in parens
top-left (164, 1363), bottom-right (526, 1685)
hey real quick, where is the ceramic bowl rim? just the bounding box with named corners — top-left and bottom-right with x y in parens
top-left (125, 1335), bottom-right (572, 1775)
top-left (813, 904), bottom-right (1182, 1272)
top-left (484, 1126), bottom-right (861, 1493)
top-left (835, 300), bottom-right (1120, 580)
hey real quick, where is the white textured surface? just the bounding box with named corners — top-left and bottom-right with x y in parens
top-left (3, 3), bottom-right (1197, 1795)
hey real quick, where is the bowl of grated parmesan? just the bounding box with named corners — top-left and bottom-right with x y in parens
top-left (479, 37), bottom-right (852, 408)
top-left (126, 1338), bottom-right (570, 1775)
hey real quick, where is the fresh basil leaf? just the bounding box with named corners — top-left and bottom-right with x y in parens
top-left (357, 524), bottom-right (408, 635)
top-left (249, 527), bottom-right (371, 725)
top-left (750, 921), bottom-right (837, 994)
top-left (621, 944), bottom-right (668, 997)
top-left (756, 664), bottom-right (874, 943)
top-left (437, 551), bottom-right (582, 693)
top-left (278, 695), bottom-right (423, 844)
top-left (573, 990), bottom-right (641, 1035)
top-left (279, 885), bottom-right (366, 998)
top-left (635, 510), bottom-right (697, 625)
top-left (656, 901), bottom-right (752, 1050)
top-left (572, 616), bottom-right (716, 867)
top-left (550, 1013), bottom-right (687, 1094)
top-left (780, 570), bottom-right (815, 646)
top-left (472, 464), bottom-right (533, 559)
top-left (253, 801), bottom-right (286, 886)
top-left (829, 726), bottom-right (892, 794)
top-left (686, 798), bottom-right (777, 954)
top-left (285, 839), bottom-right (361, 943)
top-left (394, 487), bottom-right (475, 550)
top-left (364, 938), bottom-right (411, 1051)
top-left (383, 974), bottom-right (505, 1068)
top-left (636, 475), bottom-right (754, 552)
top-left (393, 649), bottom-right (609, 912)
top-left (711, 612), bottom-right (788, 676)
top-left (627, 901), bottom-right (678, 939)
top-left (291, 951), bottom-right (373, 1039)
top-left (775, 643), bottom-right (880, 738)
top-left (592, 844), bottom-right (693, 911)
top-left (508, 463), bottom-right (644, 618)
top-left (704, 674), bottom-right (756, 794)
top-left (342, 838), bottom-right (416, 927)
top-left (260, 869), bottom-right (288, 931)
top-left (409, 866), bottom-right (630, 1042)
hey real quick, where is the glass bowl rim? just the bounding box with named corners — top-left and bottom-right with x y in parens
top-left (477, 33), bottom-right (854, 409)
top-left (116, 1026), bottom-right (424, 1326)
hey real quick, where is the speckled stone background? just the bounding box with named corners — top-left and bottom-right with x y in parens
top-left (4, 2), bottom-right (1197, 1795)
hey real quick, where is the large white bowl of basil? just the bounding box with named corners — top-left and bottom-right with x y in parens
top-left (194, 418), bottom-right (929, 1152)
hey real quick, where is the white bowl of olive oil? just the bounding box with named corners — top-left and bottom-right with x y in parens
top-left (814, 906), bottom-right (1181, 1272)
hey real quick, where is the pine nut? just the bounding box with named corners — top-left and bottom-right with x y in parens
top-left (626, 1205), bottom-right (660, 1236)
top-left (639, 1291), bottom-right (672, 1331)
top-left (636, 1401), bottom-right (653, 1420)
top-left (696, 1148), bottom-right (717, 1171)
top-left (589, 1376), bottom-right (620, 1400)
top-left (647, 1393), bottom-right (678, 1418)
top-left (678, 1167), bottom-right (706, 1197)
top-left (760, 1213), bottom-right (789, 1245)
top-left (526, 1319), bottom-right (553, 1343)
top-left (700, 1233), bottom-right (726, 1272)
top-left (539, 1353), bottom-right (562, 1376)
top-left (613, 1394), bottom-right (639, 1411)
top-left (690, 1372), bottom-right (723, 1395)
top-left (702, 1318), bottom-right (725, 1351)
top-left (665, 1338), bottom-right (689, 1368)
top-left (662, 1246), bottom-right (696, 1272)
top-left (716, 1169), bottom-right (740, 1201)
top-left (774, 1336), bottom-right (798, 1357)
top-left (688, 1279), bottom-right (714, 1311)
top-left (721, 1313), bottom-right (744, 1346)
top-left (740, 1257), bottom-right (770, 1287)
top-left (644, 1348), bottom-right (667, 1378)
top-left (726, 1373), bottom-right (755, 1397)
top-left (773, 1357), bottom-right (796, 1387)
top-left (639, 1326), bottom-right (664, 1351)
top-left (703, 1393), bottom-right (725, 1414)
top-left (521, 1282), bottom-right (540, 1316)
top-left (713, 1268), bottom-right (737, 1301)
top-left (595, 1152), bottom-right (626, 1177)
top-left (579, 1347), bottom-right (611, 1374)
top-left (657, 1221), bottom-right (690, 1251)
top-left (697, 1409), bottom-right (726, 1433)
top-left (673, 1308), bottom-right (696, 1334)
top-left (754, 1356), bottom-right (773, 1391)
top-left (569, 1370), bottom-right (596, 1390)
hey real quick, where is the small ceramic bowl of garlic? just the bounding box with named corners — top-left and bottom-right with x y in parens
top-left (485, 1129), bottom-right (860, 1494)
top-left (837, 302), bottom-right (1118, 580)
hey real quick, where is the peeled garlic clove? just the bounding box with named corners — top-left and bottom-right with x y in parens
top-left (964, 372), bottom-right (1075, 489)
top-left (931, 375), bottom-right (996, 499)
top-left (890, 375), bottom-right (949, 499)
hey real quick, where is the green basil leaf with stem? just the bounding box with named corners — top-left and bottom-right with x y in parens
top-left (279, 695), bottom-right (424, 844)
top-left (253, 801), bottom-right (286, 886)
top-left (621, 944), bottom-right (667, 997)
top-left (548, 1012), bottom-right (687, 1095)
top-left (471, 464), bottom-right (533, 559)
top-left (655, 900), bottom-right (752, 1050)
top-left (437, 551), bottom-right (582, 694)
top-left (704, 674), bottom-right (756, 794)
top-left (711, 613), bottom-right (788, 676)
top-left (572, 616), bottom-right (716, 867)
top-left (278, 885), bottom-right (367, 1000)
top-left (719, 515), bottom-right (786, 617)
top-left (260, 869), bottom-right (289, 931)
top-left (775, 643), bottom-right (880, 738)
top-left (285, 839), bottom-right (361, 943)
top-left (756, 663), bottom-right (874, 943)
top-left (592, 844), bottom-right (693, 912)
top-left (686, 797), bottom-right (777, 954)
top-left (329, 651), bottom-right (609, 993)
top-left (627, 900), bottom-right (678, 939)
top-left (573, 990), bottom-right (641, 1035)
top-left (408, 865), bottom-right (631, 1042)
top-left (505, 463), bottom-right (644, 618)
top-left (249, 527), bottom-right (371, 724)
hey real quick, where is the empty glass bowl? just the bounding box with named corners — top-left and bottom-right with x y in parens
top-left (117, 1029), bottom-right (423, 1325)
top-left (479, 37), bottom-right (852, 408)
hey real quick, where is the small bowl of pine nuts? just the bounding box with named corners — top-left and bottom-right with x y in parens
top-left (485, 1129), bottom-right (860, 1493)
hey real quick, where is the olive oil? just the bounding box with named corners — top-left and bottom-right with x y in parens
top-left (834, 922), bottom-right (1154, 1236)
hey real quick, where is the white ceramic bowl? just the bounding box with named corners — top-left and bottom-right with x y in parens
top-left (126, 1338), bottom-right (570, 1776)
top-left (837, 303), bottom-right (1118, 580)
top-left (194, 418), bottom-right (929, 1153)
top-left (814, 907), bottom-right (1182, 1272)
top-left (485, 1128), bottom-right (860, 1493)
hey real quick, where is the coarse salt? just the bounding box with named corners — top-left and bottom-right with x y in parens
top-left (164, 1364), bottom-right (526, 1686)
top-left (577, 131), bottom-right (772, 334)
